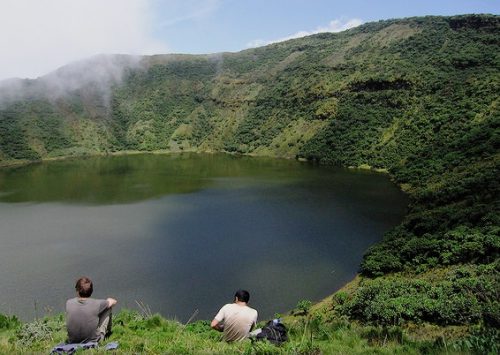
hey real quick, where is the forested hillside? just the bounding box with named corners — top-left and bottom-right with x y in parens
top-left (0, 14), bottom-right (498, 346)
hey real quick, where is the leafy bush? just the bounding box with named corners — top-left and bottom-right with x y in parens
top-left (338, 263), bottom-right (499, 326)
top-left (453, 326), bottom-right (499, 355)
top-left (15, 318), bottom-right (61, 347)
top-left (295, 300), bottom-right (313, 315)
top-left (0, 314), bottom-right (20, 330)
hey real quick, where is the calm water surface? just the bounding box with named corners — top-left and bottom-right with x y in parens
top-left (0, 154), bottom-right (407, 321)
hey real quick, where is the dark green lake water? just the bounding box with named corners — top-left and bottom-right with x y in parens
top-left (0, 153), bottom-right (407, 321)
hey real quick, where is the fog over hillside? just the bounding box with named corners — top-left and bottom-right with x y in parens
top-left (0, 54), bottom-right (143, 106)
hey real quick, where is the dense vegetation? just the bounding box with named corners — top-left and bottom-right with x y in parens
top-left (0, 14), bottom-right (498, 353)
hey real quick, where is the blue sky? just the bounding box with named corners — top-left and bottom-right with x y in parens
top-left (151, 0), bottom-right (499, 54)
top-left (0, 0), bottom-right (497, 80)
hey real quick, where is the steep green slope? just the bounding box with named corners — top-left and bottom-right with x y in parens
top-left (0, 14), bottom-right (498, 340)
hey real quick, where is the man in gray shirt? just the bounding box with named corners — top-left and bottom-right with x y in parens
top-left (66, 276), bottom-right (117, 343)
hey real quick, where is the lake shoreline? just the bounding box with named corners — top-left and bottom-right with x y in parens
top-left (0, 149), bottom-right (394, 177)
top-left (0, 152), bottom-right (408, 323)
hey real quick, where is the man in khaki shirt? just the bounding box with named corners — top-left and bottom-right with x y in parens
top-left (211, 290), bottom-right (258, 342)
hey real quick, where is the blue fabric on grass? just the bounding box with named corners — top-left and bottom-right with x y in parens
top-left (50, 341), bottom-right (118, 353)
top-left (104, 341), bottom-right (119, 350)
top-left (50, 341), bottom-right (97, 354)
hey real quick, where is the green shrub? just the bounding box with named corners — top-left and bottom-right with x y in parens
top-left (295, 299), bottom-right (313, 315)
top-left (0, 314), bottom-right (20, 330)
top-left (453, 326), bottom-right (499, 355)
top-left (333, 291), bottom-right (349, 306)
top-left (16, 320), bottom-right (55, 347)
top-left (339, 263), bottom-right (499, 326)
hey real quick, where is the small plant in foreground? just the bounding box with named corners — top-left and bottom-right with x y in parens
top-left (0, 314), bottom-right (20, 330)
top-left (16, 320), bottom-right (54, 347)
top-left (295, 299), bottom-right (313, 315)
top-left (452, 326), bottom-right (499, 355)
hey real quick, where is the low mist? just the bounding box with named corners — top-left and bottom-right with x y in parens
top-left (0, 54), bottom-right (144, 107)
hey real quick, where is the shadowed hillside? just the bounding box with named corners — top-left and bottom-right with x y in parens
top-left (0, 14), bottom-right (498, 351)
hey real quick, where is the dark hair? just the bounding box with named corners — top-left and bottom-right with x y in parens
top-left (75, 276), bottom-right (93, 298)
top-left (235, 289), bottom-right (250, 303)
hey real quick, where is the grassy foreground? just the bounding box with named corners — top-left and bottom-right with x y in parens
top-left (0, 305), bottom-right (492, 354)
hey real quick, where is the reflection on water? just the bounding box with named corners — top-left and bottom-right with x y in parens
top-left (0, 153), bottom-right (408, 321)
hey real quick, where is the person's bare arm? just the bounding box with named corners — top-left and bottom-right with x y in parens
top-left (107, 298), bottom-right (117, 308)
top-left (251, 312), bottom-right (257, 331)
top-left (210, 319), bottom-right (224, 332)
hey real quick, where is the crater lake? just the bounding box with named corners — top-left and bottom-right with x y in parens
top-left (0, 153), bottom-right (408, 321)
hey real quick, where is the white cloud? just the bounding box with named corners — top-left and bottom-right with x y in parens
top-left (0, 0), bottom-right (168, 80)
top-left (247, 18), bottom-right (363, 48)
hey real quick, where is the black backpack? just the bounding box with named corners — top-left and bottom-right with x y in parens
top-left (255, 319), bottom-right (288, 345)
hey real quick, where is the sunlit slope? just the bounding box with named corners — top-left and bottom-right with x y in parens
top-left (0, 15), bottom-right (496, 165)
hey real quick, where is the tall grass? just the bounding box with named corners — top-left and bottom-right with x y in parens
top-left (0, 309), bottom-right (479, 354)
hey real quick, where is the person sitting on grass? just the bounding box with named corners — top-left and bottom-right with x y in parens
top-left (65, 276), bottom-right (117, 343)
top-left (211, 289), bottom-right (258, 342)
